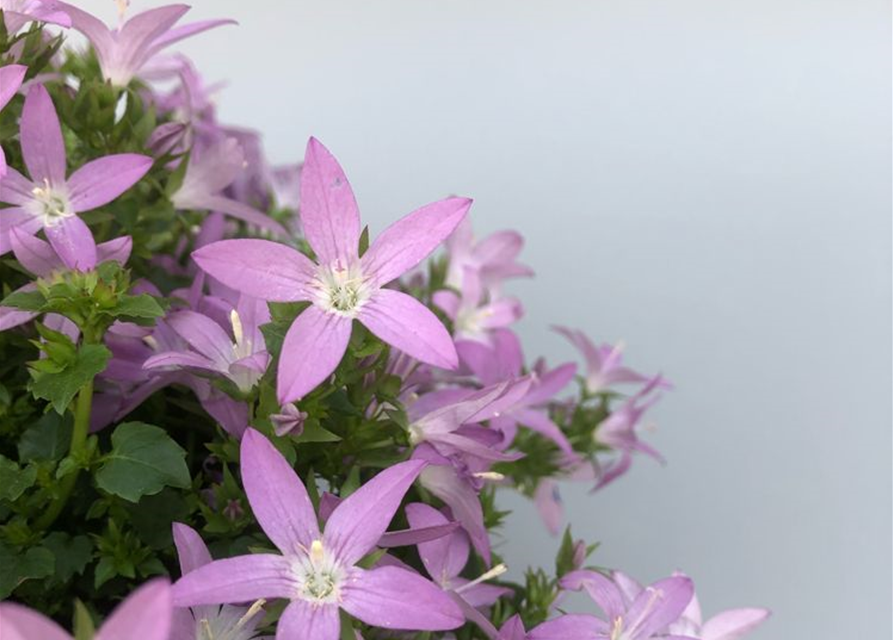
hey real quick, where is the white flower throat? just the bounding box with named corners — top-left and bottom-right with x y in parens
top-left (292, 540), bottom-right (346, 606)
top-left (314, 260), bottom-right (371, 317)
top-left (30, 179), bottom-right (73, 225)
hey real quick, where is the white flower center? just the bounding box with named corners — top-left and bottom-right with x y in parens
top-left (29, 179), bottom-right (73, 226)
top-left (195, 601), bottom-right (265, 640)
top-left (292, 540), bottom-right (346, 606)
top-left (313, 261), bottom-right (371, 318)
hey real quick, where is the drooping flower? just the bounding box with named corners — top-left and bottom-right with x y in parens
top-left (434, 267), bottom-right (523, 344)
top-left (0, 64), bottom-right (26, 177)
top-left (0, 578), bottom-right (172, 640)
top-left (58, 2), bottom-right (235, 87)
top-left (405, 502), bottom-right (511, 608)
top-left (144, 294), bottom-right (271, 395)
top-left (547, 570), bottom-right (697, 640)
top-left (612, 571), bottom-right (770, 640)
top-left (170, 137), bottom-right (286, 235)
top-left (193, 137), bottom-right (471, 404)
top-left (0, 84), bottom-right (152, 267)
top-left (0, 227), bottom-right (132, 331)
top-left (171, 523), bottom-right (267, 640)
top-left (171, 429), bottom-right (464, 640)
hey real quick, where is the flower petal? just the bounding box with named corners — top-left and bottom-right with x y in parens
top-left (20, 85), bottom-right (66, 186)
top-left (624, 576), bottom-right (694, 639)
top-left (96, 578), bottom-right (172, 640)
top-left (299, 137), bottom-right (360, 264)
top-left (171, 554), bottom-right (298, 607)
top-left (359, 289), bottom-right (457, 370)
top-left (341, 566), bottom-right (464, 631)
top-left (172, 522), bottom-right (212, 575)
top-left (66, 154), bottom-right (152, 211)
top-left (561, 570), bottom-right (626, 622)
top-left (0, 603), bottom-right (71, 640)
top-left (44, 216), bottom-right (97, 271)
top-left (198, 194), bottom-right (287, 236)
top-left (701, 608), bottom-right (771, 640)
top-left (143, 351), bottom-right (221, 374)
top-left (276, 600), bottom-right (339, 640)
top-left (167, 310), bottom-right (234, 365)
top-left (96, 235), bottom-right (133, 265)
top-left (419, 463), bottom-right (490, 564)
top-left (405, 502), bottom-right (469, 582)
top-left (325, 459), bottom-right (425, 566)
top-left (0, 65), bottom-right (26, 111)
top-left (146, 19), bottom-right (237, 59)
top-left (10, 227), bottom-right (62, 276)
top-left (0, 208), bottom-right (43, 255)
top-left (193, 239), bottom-right (316, 302)
top-left (528, 614), bottom-right (605, 640)
top-left (0, 167), bottom-right (37, 206)
top-left (241, 428), bottom-right (320, 554)
top-left (277, 305), bottom-right (352, 403)
top-left (361, 197), bottom-right (471, 286)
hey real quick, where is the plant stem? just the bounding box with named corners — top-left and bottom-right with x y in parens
top-left (34, 378), bottom-right (94, 531)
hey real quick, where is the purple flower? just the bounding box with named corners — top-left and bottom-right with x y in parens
top-left (171, 429), bottom-right (464, 639)
top-left (171, 137), bottom-right (286, 235)
top-left (0, 578), bottom-right (172, 640)
top-left (0, 228), bottom-right (132, 331)
top-left (193, 137), bottom-right (471, 404)
top-left (171, 523), bottom-right (267, 640)
top-left (270, 403), bottom-right (308, 437)
top-left (0, 84), bottom-right (152, 267)
top-left (445, 217), bottom-right (533, 293)
top-left (555, 326), bottom-right (664, 395)
top-left (547, 570), bottom-right (697, 640)
top-left (613, 571), bottom-right (771, 640)
top-left (1, 0), bottom-right (71, 33)
top-left (0, 64), bottom-right (26, 177)
top-left (144, 295), bottom-right (271, 394)
top-left (405, 502), bottom-right (511, 608)
top-left (58, 2), bottom-right (234, 87)
top-left (434, 267), bottom-right (523, 344)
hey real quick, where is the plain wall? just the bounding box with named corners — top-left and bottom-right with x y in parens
top-left (81, 1), bottom-right (893, 637)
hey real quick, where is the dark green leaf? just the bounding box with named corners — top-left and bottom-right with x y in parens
top-left (43, 533), bottom-right (93, 582)
top-left (0, 543), bottom-right (54, 599)
top-left (95, 422), bottom-right (191, 502)
top-left (0, 455), bottom-right (36, 501)
top-left (18, 413), bottom-right (72, 462)
top-left (30, 344), bottom-right (111, 414)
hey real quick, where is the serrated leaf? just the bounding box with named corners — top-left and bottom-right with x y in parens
top-left (293, 421), bottom-right (341, 443)
top-left (30, 344), bottom-right (111, 413)
top-left (0, 455), bottom-right (36, 501)
top-left (0, 543), bottom-right (54, 599)
top-left (95, 422), bottom-right (190, 502)
top-left (0, 289), bottom-right (46, 311)
top-left (104, 294), bottom-right (164, 321)
top-left (18, 413), bottom-right (72, 462)
top-left (43, 533), bottom-right (93, 582)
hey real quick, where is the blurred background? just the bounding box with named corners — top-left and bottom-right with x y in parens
top-left (85, 1), bottom-right (893, 637)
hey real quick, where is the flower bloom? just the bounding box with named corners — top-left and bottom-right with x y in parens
top-left (193, 137), bottom-right (471, 404)
top-left (172, 429), bottom-right (464, 640)
top-left (0, 64), bottom-right (26, 177)
top-left (0, 84), bottom-right (151, 267)
top-left (0, 578), bottom-right (172, 640)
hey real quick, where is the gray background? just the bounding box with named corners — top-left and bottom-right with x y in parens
top-left (87, 1), bottom-right (892, 637)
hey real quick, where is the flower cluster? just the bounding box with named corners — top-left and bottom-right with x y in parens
top-left (0, 3), bottom-right (769, 640)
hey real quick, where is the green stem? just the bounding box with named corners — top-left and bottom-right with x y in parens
top-left (34, 376), bottom-right (94, 531)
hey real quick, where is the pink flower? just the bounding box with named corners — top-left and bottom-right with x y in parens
top-left (0, 64), bottom-right (26, 177)
top-left (193, 137), bottom-right (471, 404)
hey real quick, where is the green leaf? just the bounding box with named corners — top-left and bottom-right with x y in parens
top-left (0, 289), bottom-right (46, 311)
top-left (95, 422), bottom-right (191, 502)
top-left (104, 294), bottom-right (165, 322)
top-left (43, 532), bottom-right (93, 582)
top-left (18, 413), bottom-right (72, 462)
top-left (93, 556), bottom-right (116, 589)
top-left (0, 455), bottom-right (36, 501)
top-left (0, 543), bottom-right (55, 599)
top-left (30, 344), bottom-right (111, 414)
top-left (73, 600), bottom-right (96, 640)
top-left (293, 421), bottom-right (341, 444)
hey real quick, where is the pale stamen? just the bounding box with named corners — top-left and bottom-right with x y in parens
top-left (454, 563), bottom-right (508, 594)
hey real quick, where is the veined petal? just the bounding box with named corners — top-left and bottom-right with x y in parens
top-left (359, 289), bottom-right (457, 370)
top-left (561, 570), bottom-right (626, 622)
top-left (193, 239), bottom-right (315, 302)
top-left (172, 522), bottom-right (212, 574)
top-left (171, 554), bottom-right (298, 607)
top-left (0, 602), bottom-right (72, 640)
top-left (10, 227), bottom-right (62, 276)
top-left (0, 65), bottom-right (26, 111)
top-left (325, 459), bottom-right (425, 566)
top-left (276, 600), bottom-right (339, 640)
top-left (299, 137), bottom-right (360, 264)
top-left (419, 464), bottom-right (490, 563)
top-left (361, 197), bottom-right (472, 286)
top-left (57, 3), bottom-right (115, 64)
top-left (341, 566), bottom-right (464, 631)
top-left (405, 502), bottom-right (469, 582)
top-left (524, 362), bottom-right (577, 405)
top-left (624, 576), bottom-right (694, 640)
top-left (143, 351), bottom-right (221, 374)
top-left (96, 578), bottom-right (172, 640)
top-left (512, 408), bottom-right (574, 454)
top-left (146, 18), bottom-right (237, 58)
top-left (96, 236), bottom-right (133, 265)
top-left (241, 429), bottom-right (320, 554)
top-left (277, 305), bottom-right (352, 403)
top-left (528, 614), bottom-right (605, 640)
top-left (198, 194), bottom-right (287, 236)
top-left (115, 5), bottom-right (190, 83)
top-left (0, 208), bottom-right (43, 256)
top-left (44, 216), bottom-right (97, 271)
top-left (20, 85), bottom-right (66, 186)
top-left (67, 154), bottom-right (152, 211)
top-left (701, 608), bottom-right (771, 640)
top-left (0, 167), bottom-right (36, 205)
top-left (168, 310), bottom-right (235, 365)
